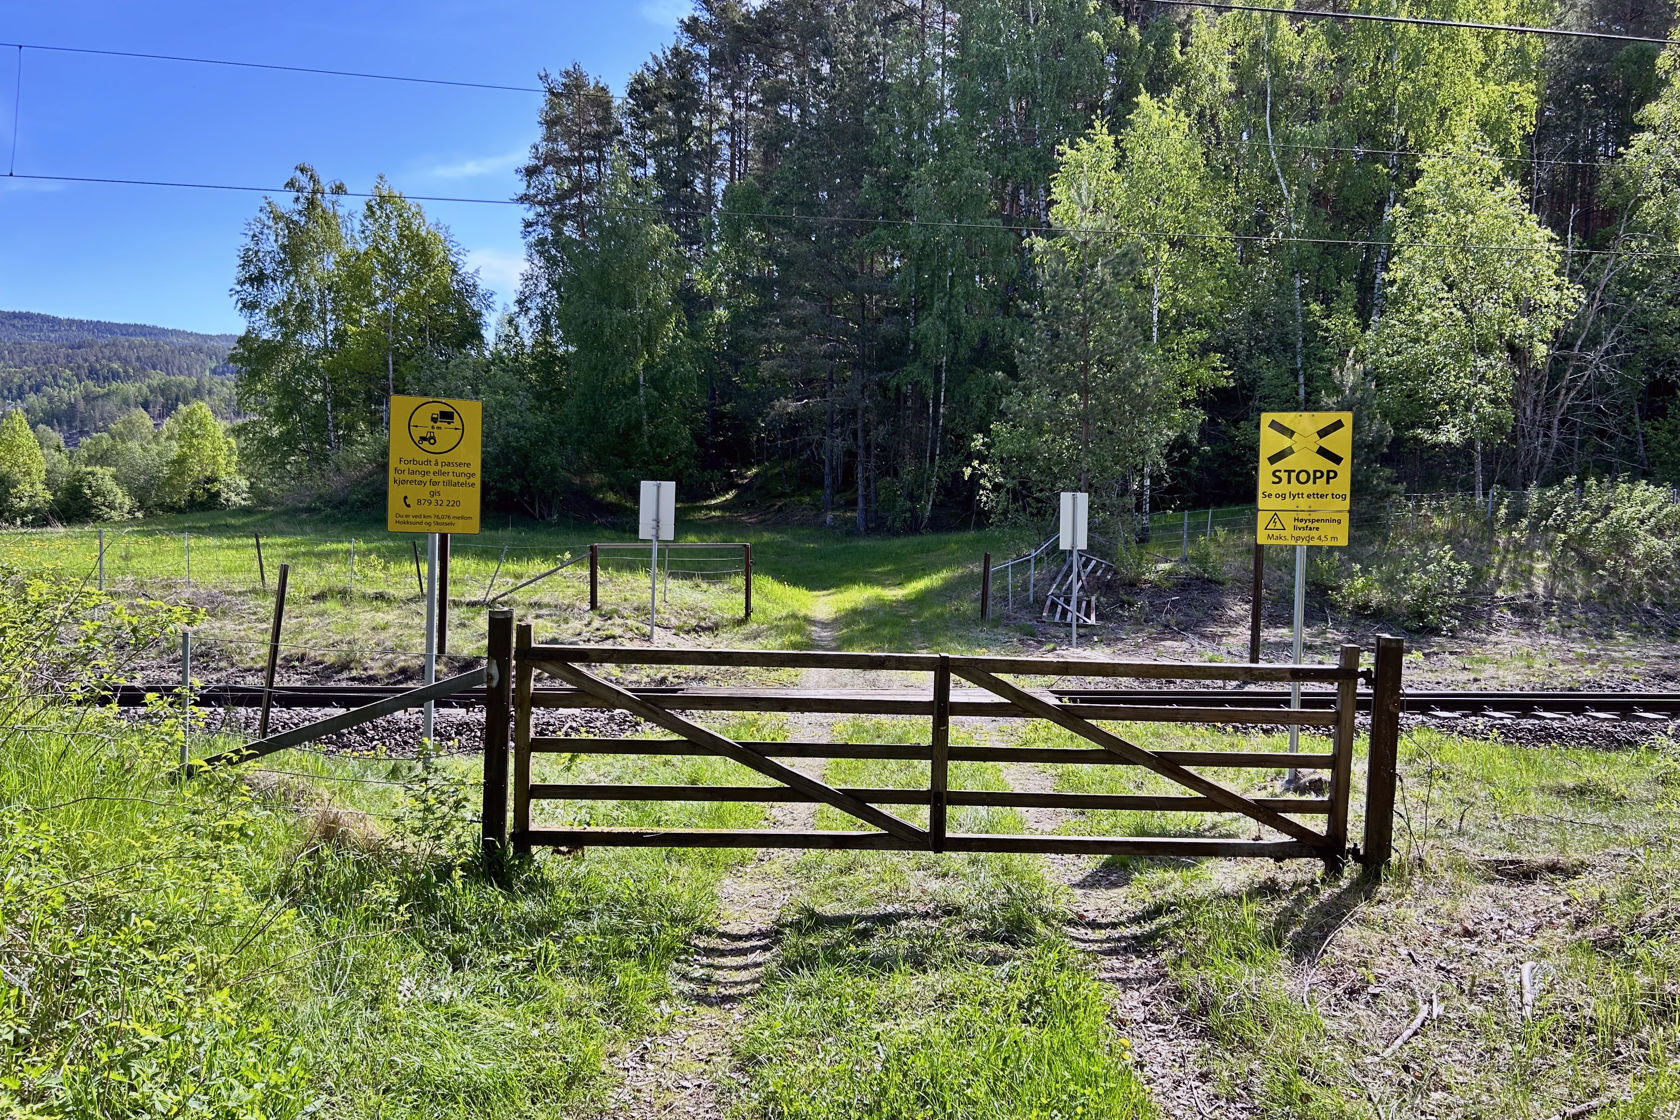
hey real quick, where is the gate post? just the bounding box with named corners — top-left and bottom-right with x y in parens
top-left (1362, 635), bottom-right (1405, 872)
top-left (1328, 644), bottom-right (1360, 864)
top-left (481, 608), bottom-right (514, 871)
top-left (930, 655), bottom-right (951, 852)
top-left (513, 622), bottom-right (535, 856)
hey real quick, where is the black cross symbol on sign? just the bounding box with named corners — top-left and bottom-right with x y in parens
top-left (1267, 417), bottom-right (1346, 467)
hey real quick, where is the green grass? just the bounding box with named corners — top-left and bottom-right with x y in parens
top-left (725, 717), bottom-right (1156, 1120)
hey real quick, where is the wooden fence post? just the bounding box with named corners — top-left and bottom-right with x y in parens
top-left (258, 564), bottom-right (290, 740)
top-left (513, 621), bottom-right (535, 856)
top-left (930, 654), bottom-right (950, 852)
top-left (482, 608), bottom-right (514, 872)
top-left (742, 543), bottom-right (753, 621)
top-left (980, 553), bottom-right (992, 620)
top-left (1328, 643), bottom-right (1360, 865)
top-left (589, 545), bottom-right (599, 611)
top-left (1363, 635), bottom-right (1405, 872)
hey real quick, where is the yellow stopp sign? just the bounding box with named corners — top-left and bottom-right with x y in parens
top-left (1257, 412), bottom-right (1352, 546)
top-left (387, 395), bottom-right (482, 534)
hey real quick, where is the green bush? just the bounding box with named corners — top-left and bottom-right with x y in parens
top-left (56, 464), bottom-right (134, 523)
top-left (1331, 545), bottom-right (1478, 633)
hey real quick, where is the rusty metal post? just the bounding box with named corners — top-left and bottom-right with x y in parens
top-left (743, 543), bottom-right (753, 621)
top-left (980, 553), bottom-right (992, 620)
top-left (482, 609), bottom-right (514, 871)
top-left (1249, 543), bottom-right (1264, 663)
top-left (589, 544), bottom-right (599, 611)
top-left (1363, 635), bottom-right (1406, 872)
top-left (257, 564), bottom-right (290, 740)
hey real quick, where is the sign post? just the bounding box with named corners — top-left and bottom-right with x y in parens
top-left (1059, 491), bottom-right (1088, 648)
top-left (1256, 412), bottom-right (1353, 778)
top-left (389, 395), bottom-right (483, 743)
top-left (639, 481), bottom-right (676, 642)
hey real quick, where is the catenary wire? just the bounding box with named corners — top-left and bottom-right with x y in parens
top-left (7, 45), bottom-right (20, 176)
top-left (9, 171), bottom-right (1679, 258)
top-left (0, 40), bottom-right (546, 94)
top-left (1145, 1), bottom-right (1675, 45)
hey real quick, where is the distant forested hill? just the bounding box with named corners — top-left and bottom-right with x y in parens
top-left (0, 311), bottom-right (238, 440)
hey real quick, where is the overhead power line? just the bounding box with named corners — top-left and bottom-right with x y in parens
top-left (0, 40), bottom-right (545, 94)
top-left (10, 171), bottom-right (1677, 260)
top-left (1148, 1), bottom-right (1674, 45)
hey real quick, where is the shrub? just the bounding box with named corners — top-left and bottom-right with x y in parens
top-left (56, 465), bottom-right (134, 523)
top-left (1331, 545), bottom-right (1478, 633)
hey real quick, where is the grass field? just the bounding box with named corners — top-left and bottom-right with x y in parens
top-left (2, 509), bottom-right (1678, 1118)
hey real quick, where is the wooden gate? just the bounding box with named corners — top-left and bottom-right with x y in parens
top-left (477, 613), bottom-right (1405, 868)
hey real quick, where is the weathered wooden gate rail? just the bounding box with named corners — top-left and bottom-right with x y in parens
top-left (478, 614), bottom-right (1407, 868)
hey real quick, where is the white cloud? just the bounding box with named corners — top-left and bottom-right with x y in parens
top-left (424, 149), bottom-right (525, 181)
top-left (466, 248), bottom-right (526, 300)
top-left (639, 0), bottom-right (693, 25)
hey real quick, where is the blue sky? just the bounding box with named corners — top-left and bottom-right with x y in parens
top-left (0, 0), bottom-right (688, 335)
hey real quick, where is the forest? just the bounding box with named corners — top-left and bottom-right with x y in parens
top-left (14, 0), bottom-right (1680, 533)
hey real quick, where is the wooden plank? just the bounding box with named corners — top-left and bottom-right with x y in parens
top-left (525, 737), bottom-right (1334, 770)
top-left (527, 685), bottom-right (1338, 724)
top-left (516, 827), bottom-right (1320, 859)
top-left (930, 655), bottom-right (950, 851)
top-left (954, 666), bottom-right (1328, 847)
top-left (526, 783), bottom-right (1331, 815)
top-left (950, 654), bottom-right (1356, 682)
top-left (539, 660), bottom-right (928, 845)
top-left (526, 648), bottom-right (941, 671)
top-left (188, 667), bottom-right (487, 774)
top-left (481, 609), bottom-right (514, 860)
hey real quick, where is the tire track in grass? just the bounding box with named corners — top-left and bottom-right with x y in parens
top-left (987, 721), bottom-right (1260, 1120)
top-left (596, 613), bottom-right (839, 1119)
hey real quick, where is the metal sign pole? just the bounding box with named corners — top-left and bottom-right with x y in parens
top-left (1071, 547), bottom-right (1080, 649)
top-left (649, 484), bottom-right (661, 642)
top-left (1288, 542), bottom-right (1306, 783)
top-left (423, 532), bottom-right (438, 743)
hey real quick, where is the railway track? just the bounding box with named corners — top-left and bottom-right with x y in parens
top-left (101, 682), bottom-right (1680, 722)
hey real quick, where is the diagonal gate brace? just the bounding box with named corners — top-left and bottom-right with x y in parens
top-left (954, 666), bottom-right (1326, 847)
top-left (541, 661), bottom-right (928, 846)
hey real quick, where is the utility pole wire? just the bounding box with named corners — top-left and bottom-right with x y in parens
top-left (1147, 1), bottom-right (1674, 46)
top-left (0, 41), bottom-right (545, 94)
top-left (11, 170), bottom-right (1680, 260)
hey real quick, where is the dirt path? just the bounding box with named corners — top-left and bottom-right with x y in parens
top-left (993, 744), bottom-right (1258, 1120)
top-left (595, 616), bottom-right (841, 1119)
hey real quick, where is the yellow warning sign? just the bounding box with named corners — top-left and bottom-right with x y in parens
top-left (1257, 509), bottom-right (1349, 546)
top-left (387, 395), bottom-right (482, 534)
top-left (1257, 412), bottom-right (1353, 511)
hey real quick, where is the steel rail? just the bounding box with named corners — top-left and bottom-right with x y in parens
top-left (94, 682), bottom-right (1680, 719)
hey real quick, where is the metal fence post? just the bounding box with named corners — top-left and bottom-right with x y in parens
top-left (258, 564), bottom-right (290, 740)
top-left (589, 544), bottom-right (599, 611)
top-left (254, 532), bottom-right (266, 590)
top-left (742, 543), bottom-right (753, 621)
top-left (1181, 510), bottom-right (1189, 559)
top-left (97, 528), bottom-right (105, 591)
top-left (482, 608), bottom-right (515, 872)
top-left (980, 553), bottom-right (992, 620)
top-left (348, 539), bottom-right (356, 599)
top-left (184, 531), bottom-right (190, 586)
top-left (1363, 635), bottom-right (1406, 872)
